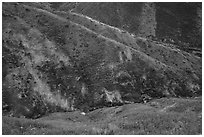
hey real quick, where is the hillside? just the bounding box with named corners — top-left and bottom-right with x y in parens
top-left (3, 97), bottom-right (202, 135)
top-left (2, 2), bottom-right (202, 135)
top-left (54, 2), bottom-right (202, 49)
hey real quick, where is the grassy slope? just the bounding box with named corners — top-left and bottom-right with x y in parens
top-left (2, 3), bottom-right (202, 134)
top-left (3, 2), bottom-right (200, 85)
top-left (54, 9), bottom-right (201, 79)
top-left (3, 97), bottom-right (202, 135)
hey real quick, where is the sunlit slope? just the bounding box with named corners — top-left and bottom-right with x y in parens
top-left (3, 97), bottom-right (202, 135)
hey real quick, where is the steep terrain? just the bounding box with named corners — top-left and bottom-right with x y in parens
top-left (53, 2), bottom-right (157, 38)
top-left (2, 2), bottom-right (202, 134)
top-left (54, 2), bottom-right (202, 50)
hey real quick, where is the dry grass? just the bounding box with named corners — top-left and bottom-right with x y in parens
top-left (3, 97), bottom-right (202, 135)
